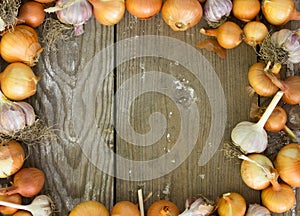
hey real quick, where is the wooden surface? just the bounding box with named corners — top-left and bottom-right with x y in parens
top-left (0, 1), bottom-right (300, 215)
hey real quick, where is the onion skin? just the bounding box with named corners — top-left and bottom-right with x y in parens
top-left (0, 141), bottom-right (25, 178)
top-left (248, 62), bottom-right (279, 97)
top-left (162, 0), bottom-right (203, 31)
top-left (261, 182), bottom-right (295, 213)
top-left (233, 0), bottom-right (260, 22)
top-left (69, 200), bottom-right (110, 216)
top-left (126, 0), bottom-right (163, 19)
top-left (88, 0), bottom-right (125, 26)
top-left (17, 1), bottom-right (46, 28)
top-left (111, 201), bottom-right (140, 216)
top-left (147, 200), bottom-right (179, 216)
top-left (275, 143), bottom-right (300, 187)
top-left (0, 194), bottom-right (22, 215)
top-left (262, 0), bottom-right (300, 26)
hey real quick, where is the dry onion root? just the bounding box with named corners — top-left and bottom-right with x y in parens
top-left (0, 0), bottom-right (21, 33)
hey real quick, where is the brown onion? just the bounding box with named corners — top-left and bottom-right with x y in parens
top-left (162, 0), bottom-right (203, 31)
top-left (275, 143), bottom-right (300, 187)
top-left (13, 211), bottom-right (32, 216)
top-left (34, 0), bottom-right (55, 3)
top-left (0, 194), bottom-right (22, 215)
top-left (233, 0), bottom-right (260, 22)
top-left (200, 21), bottom-right (243, 49)
top-left (126, 0), bottom-right (163, 19)
top-left (88, 0), bottom-right (125, 26)
top-left (248, 62), bottom-right (279, 97)
top-left (217, 192), bottom-right (246, 216)
top-left (262, 0), bottom-right (300, 26)
top-left (0, 140), bottom-right (25, 178)
top-left (111, 201), bottom-right (140, 216)
top-left (0, 62), bottom-right (40, 101)
top-left (0, 25), bottom-right (43, 66)
top-left (243, 21), bottom-right (268, 46)
top-left (17, 1), bottom-right (46, 28)
top-left (69, 200), bottom-right (110, 216)
top-left (147, 200), bottom-right (179, 216)
top-left (0, 167), bottom-right (45, 198)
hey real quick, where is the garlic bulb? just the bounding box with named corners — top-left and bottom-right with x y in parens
top-left (55, 0), bottom-right (93, 36)
top-left (179, 197), bottom-right (215, 216)
top-left (246, 204), bottom-right (271, 216)
top-left (0, 91), bottom-right (35, 134)
top-left (204, 0), bottom-right (232, 25)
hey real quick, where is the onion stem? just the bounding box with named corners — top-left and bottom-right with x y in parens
top-left (255, 91), bottom-right (284, 129)
top-left (283, 125), bottom-right (297, 140)
top-left (138, 189), bottom-right (145, 216)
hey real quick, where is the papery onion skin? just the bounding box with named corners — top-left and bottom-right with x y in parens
top-left (243, 21), bottom-right (268, 46)
top-left (248, 62), bottom-right (279, 97)
top-left (69, 200), bottom-right (110, 216)
top-left (0, 62), bottom-right (40, 101)
top-left (17, 1), bottom-right (46, 28)
top-left (0, 140), bottom-right (25, 178)
top-left (0, 25), bottom-right (43, 66)
top-left (240, 154), bottom-right (273, 190)
top-left (261, 182), bottom-right (295, 213)
top-left (111, 201), bottom-right (140, 216)
top-left (217, 192), bottom-right (246, 216)
top-left (262, 0), bottom-right (300, 26)
top-left (275, 143), bottom-right (300, 187)
top-left (88, 0), bottom-right (125, 26)
top-left (162, 0), bottom-right (203, 31)
top-left (147, 200), bottom-right (179, 216)
top-left (233, 0), bottom-right (260, 22)
top-left (0, 194), bottom-right (22, 215)
top-left (126, 0), bottom-right (163, 19)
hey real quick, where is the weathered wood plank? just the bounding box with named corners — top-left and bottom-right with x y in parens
top-left (24, 19), bottom-right (115, 215)
top-left (115, 11), bottom-right (259, 213)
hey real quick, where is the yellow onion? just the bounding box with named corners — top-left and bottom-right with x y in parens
top-left (69, 200), bottom-right (110, 216)
top-left (13, 211), bottom-right (32, 216)
top-left (0, 25), bottom-right (43, 66)
top-left (232, 0), bottom-right (260, 22)
top-left (262, 0), bottom-right (300, 26)
top-left (0, 194), bottom-right (22, 215)
top-left (275, 143), bottom-right (300, 187)
top-left (217, 192), bottom-right (246, 216)
top-left (126, 0), bottom-right (163, 19)
top-left (0, 62), bottom-right (40, 101)
top-left (162, 0), bottom-right (203, 31)
top-left (243, 21), bottom-right (268, 46)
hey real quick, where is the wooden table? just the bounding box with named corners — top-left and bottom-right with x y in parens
top-left (0, 1), bottom-right (300, 215)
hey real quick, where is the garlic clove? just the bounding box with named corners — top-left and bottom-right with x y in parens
top-left (0, 104), bottom-right (26, 133)
top-left (179, 197), bottom-right (215, 216)
top-left (246, 203), bottom-right (271, 216)
top-left (15, 102), bottom-right (35, 126)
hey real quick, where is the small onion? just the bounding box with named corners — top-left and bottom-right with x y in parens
top-left (200, 21), bottom-right (243, 49)
top-left (126, 0), bottom-right (163, 19)
top-left (111, 201), bottom-right (140, 216)
top-left (88, 0), bottom-right (125, 26)
top-left (162, 0), bottom-right (203, 31)
top-left (0, 140), bottom-right (25, 178)
top-left (147, 200), bottom-right (179, 216)
top-left (275, 143), bottom-right (300, 187)
top-left (217, 192), bottom-right (246, 216)
top-left (0, 62), bottom-right (40, 101)
top-left (69, 200), bottom-right (110, 216)
top-left (262, 0), bottom-right (300, 26)
top-left (232, 0), bottom-right (260, 22)
top-left (35, 0), bottom-right (55, 3)
top-left (17, 1), bottom-right (46, 28)
top-left (13, 211), bottom-right (32, 216)
top-left (0, 25), bottom-right (43, 66)
top-left (243, 21), bottom-right (268, 46)
top-left (0, 194), bottom-right (22, 215)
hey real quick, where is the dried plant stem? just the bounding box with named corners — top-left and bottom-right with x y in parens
top-left (0, 0), bottom-right (21, 33)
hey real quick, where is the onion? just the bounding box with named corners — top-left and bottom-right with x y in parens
top-left (248, 62), bottom-right (279, 97)
top-left (243, 21), bottom-right (268, 47)
top-left (217, 192), bottom-right (246, 216)
top-left (69, 200), bottom-right (110, 216)
top-left (232, 0), bottom-right (260, 22)
top-left (88, 0), bottom-right (125, 26)
top-left (147, 200), bottom-right (179, 216)
top-left (0, 140), bottom-right (25, 178)
top-left (17, 1), bottom-right (46, 28)
top-left (162, 0), bottom-right (203, 31)
top-left (0, 194), bottom-right (22, 215)
top-left (0, 25), bottom-right (43, 66)
top-left (34, 0), bottom-right (55, 3)
top-left (0, 62), bottom-right (40, 101)
top-left (111, 201), bottom-right (140, 216)
top-left (275, 143), bottom-right (300, 187)
top-left (200, 21), bottom-right (243, 49)
top-left (13, 211), bottom-right (32, 216)
top-left (0, 167), bottom-right (45, 198)
top-left (262, 0), bottom-right (300, 26)
top-left (126, 0), bottom-right (163, 19)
